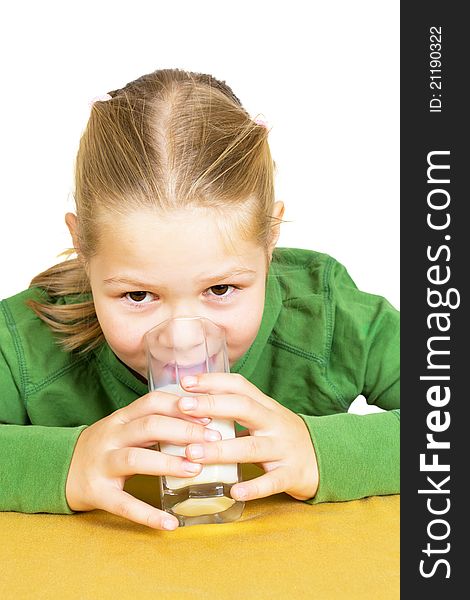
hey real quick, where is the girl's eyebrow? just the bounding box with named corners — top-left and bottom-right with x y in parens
top-left (103, 268), bottom-right (257, 289)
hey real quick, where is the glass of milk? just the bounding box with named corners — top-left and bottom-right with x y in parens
top-left (145, 316), bottom-right (245, 526)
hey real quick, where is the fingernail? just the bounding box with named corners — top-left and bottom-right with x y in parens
top-left (180, 397), bottom-right (197, 410)
top-left (163, 518), bottom-right (178, 531)
top-left (204, 429), bottom-right (221, 442)
top-left (183, 460), bottom-right (201, 473)
top-left (188, 444), bottom-right (204, 459)
top-left (182, 376), bottom-right (198, 387)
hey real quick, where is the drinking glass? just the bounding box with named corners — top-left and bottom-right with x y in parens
top-left (145, 316), bottom-right (245, 526)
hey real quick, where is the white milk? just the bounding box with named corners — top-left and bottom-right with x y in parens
top-left (172, 496), bottom-right (236, 517)
top-left (157, 384), bottom-right (239, 490)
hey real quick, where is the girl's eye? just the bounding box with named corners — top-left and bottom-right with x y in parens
top-left (125, 291), bottom-right (155, 304)
top-left (205, 285), bottom-right (237, 301)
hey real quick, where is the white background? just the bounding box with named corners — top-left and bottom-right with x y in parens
top-left (0, 1), bottom-right (399, 413)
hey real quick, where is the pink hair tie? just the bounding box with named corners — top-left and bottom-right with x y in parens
top-left (88, 93), bottom-right (112, 108)
top-left (254, 116), bottom-right (269, 130)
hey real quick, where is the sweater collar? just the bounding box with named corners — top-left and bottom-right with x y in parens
top-left (97, 261), bottom-right (282, 392)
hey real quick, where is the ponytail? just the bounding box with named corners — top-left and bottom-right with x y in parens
top-left (27, 252), bottom-right (104, 353)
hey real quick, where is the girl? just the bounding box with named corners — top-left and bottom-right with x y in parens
top-left (0, 68), bottom-right (399, 531)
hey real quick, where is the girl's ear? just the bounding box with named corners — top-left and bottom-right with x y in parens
top-left (65, 213), bottom-right (90, 277)
top-left (268, 201), bottom-right (285, 259)
top-left (65, 212), bottom-right (80, 253)
top-left (273, 200), bottom-right (285, 221)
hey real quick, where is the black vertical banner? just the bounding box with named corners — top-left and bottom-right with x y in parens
top-left (401, 2), bottom-right (467, 595)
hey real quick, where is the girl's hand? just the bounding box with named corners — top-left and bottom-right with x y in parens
top-left (178, 373), bottom-right (319, 502)
top-left (65, 390), bottom-right (222, 530)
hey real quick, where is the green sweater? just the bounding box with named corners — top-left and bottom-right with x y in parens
top-left (0, 248), bottom-right (399, 514)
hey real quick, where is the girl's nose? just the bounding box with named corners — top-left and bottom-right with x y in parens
top-left (153, 316), bottom-right (207, 367)
top-left (171, 318), bottom-right (207, 361)
top-left (146, 315), bottom-right (225, 374)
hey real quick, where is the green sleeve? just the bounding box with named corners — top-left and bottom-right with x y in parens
top-left (301, 260), bottom-right (400, 503)
top-left (0, 424), bottom-right (87, 513)
top-left (0, 302), bottom-right (87, 514)
top-left (299, 410), bottom-right (399, 503)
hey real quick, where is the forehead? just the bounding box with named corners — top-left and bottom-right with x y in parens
top-left (92, 208), bottom-right (263, 283)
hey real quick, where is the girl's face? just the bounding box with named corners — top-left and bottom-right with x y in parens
top-left (87, 208), bottom-right (271, 380)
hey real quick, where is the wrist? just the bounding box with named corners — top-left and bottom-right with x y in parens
top-left (65, 427), bottom-right (94, 512)
top-left (290, 415), bottom-right (319, 501)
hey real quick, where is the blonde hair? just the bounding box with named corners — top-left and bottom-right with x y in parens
top-left (28, 68), bottom-right (283, 353)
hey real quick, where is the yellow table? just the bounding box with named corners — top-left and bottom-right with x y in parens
top-left (0, 465), bottom-right (399, 599)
